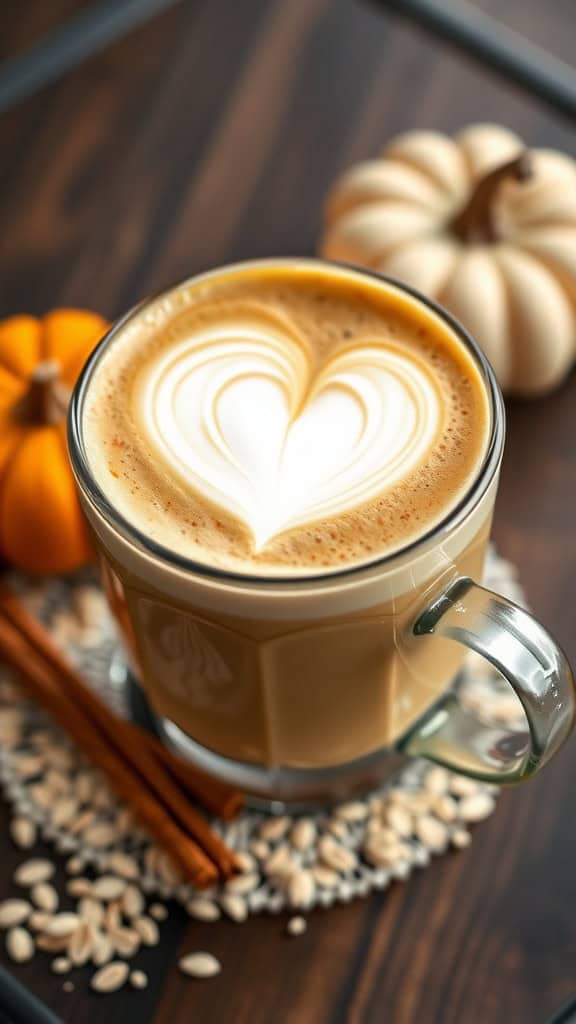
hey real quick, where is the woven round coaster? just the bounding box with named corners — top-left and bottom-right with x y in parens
top-left (0, 546), bottom-right (526, 919)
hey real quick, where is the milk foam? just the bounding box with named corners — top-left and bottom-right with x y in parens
top-left (82, 262), bottom-right (491, 575)
top-left (135, 313), bottom-right (442, 550)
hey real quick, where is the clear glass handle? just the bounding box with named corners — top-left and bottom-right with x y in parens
top-left (399, 577), bottom-right (575, 783)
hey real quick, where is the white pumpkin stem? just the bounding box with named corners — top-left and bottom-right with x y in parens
top-left (451, 151), bottom-right (532, 243)
top-left (16, 360), bottom-right (71, 426)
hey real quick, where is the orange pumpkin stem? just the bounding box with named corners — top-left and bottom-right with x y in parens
top-left (16, 360), bottom-right (71, 426)
top-left (450, 151), bottom-right (532, 244)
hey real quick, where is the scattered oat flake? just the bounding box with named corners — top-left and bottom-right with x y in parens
top-left (312, 865), bottom-right (339, 889)
top-left (335, 802), bottom-right (368, 823)
top-left (149, 903), bottom-right (168, 922)
top-left (108, 852), bottom-right (139, 880)
top-left (92, 931), bottom-right (113, 967)
top-left (29, 785), bottom-right (53, 810)
top-left (249, 840), bottom-right (269, 861)
top-left (92, 876), bottom-right (126, 901)
top-left (385, 804), bottom-right (413, 839)
top-left (318, 836), bottom-right (357, 874)
top-left (0, 900), bottom-right (32, 928)
top-left (452, 829), bottom-right (472, 849)
top-left (156, 851), bottom-right (183, 886)
top-left (31, 883), bottom-right (58, 913)
top-left (51, 797), bottom-right (78, 828)
top-left (459, 792), bottom-right (495, 823)
top-left (83, 823), bottom-right (119, 849)
top-left (449, 775), bottom-right (481, 798)
top-left (134, 916), bottom-right (158, 947)
top-left (44, 913), bottom-right (80, 938)
top-left (290, 819), bottom-right (316, 851)
top-left (13, 754), bottom-right (44, 779)
top-left (259, 816), bottom-right (290, 842)
top-left (424, 766), bottom-right (450, 795)
top-left (105, 902), bottom-right (122, 932)
top-left (220, 895), bottom-right (247, 923)
top-left (234, 851), bottom-right (256, 874)
top-left (10, 818), bottom-right (36, 850)
top-left (179, 952), bottom-right (221, 979)
top-left (69, 809), bottom-right (97, 835)
top-left (225, 873), bottom-right (259, 896)
top-left (263, 844), bottom-right (294, 879)
top-left (416, 815), bottom-right (448, 853)
top-left (432, 795), bottom-right (458, 824)
top-left (286, 916), bottom-right (307, 937)
top-left (52, 957), bottom-right (71, 974)
top-left (187, 899), bottom-right (220, 922)
top-left (112, 925), bottom-right (140, 958)
top-left (14, 859), bottom-right (54, 887)
top-left (36, 934), bottom-right (70, 953)
top-left (67, 878), bottom-right (93, 899)
top-left (327, 819), bottom-right (348, 841)
top-left (69, 923), bottom-right (93, 966)
top-left (6, 927), bottom-right (34, 963)
top-left (130, 970), bottom-right (148, 990)
top-left (91, 961), bottom-right (130, 993)
top-left (122, 885), bottom-right (144, 919)
top-left (287, 871), bottom-right (315, 910)
top-left (29, 911), bottom-right (50, 932)
top-left (78, 897), bottom-right (104, 927)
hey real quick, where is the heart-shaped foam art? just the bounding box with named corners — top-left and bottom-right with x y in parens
top-left (134, 306), bottom-right (443, 550)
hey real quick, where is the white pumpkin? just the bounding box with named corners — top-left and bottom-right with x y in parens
top-left (319, 124), bottom-right (576, 395)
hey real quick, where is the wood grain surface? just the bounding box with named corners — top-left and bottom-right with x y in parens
top-left (1, 1), bottom-right (576, 1021)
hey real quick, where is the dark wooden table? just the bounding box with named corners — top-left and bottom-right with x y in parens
top-left (1, 1), bottom-right (576, 1021)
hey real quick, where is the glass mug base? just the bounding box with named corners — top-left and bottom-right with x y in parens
top-left (121, 657), bottom-right (533, 810)
top-left (157, 714), bottom-right (410, 810)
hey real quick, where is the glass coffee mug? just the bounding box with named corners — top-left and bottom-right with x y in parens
top-left (68, 260), bottom-right (575, 804)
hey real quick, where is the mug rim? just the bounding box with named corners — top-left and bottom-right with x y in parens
top-left (67, 257), bottom-right (506, 590)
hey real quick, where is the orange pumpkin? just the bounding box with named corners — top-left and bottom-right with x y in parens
top-left (0, 309), bottom-right (108, 575)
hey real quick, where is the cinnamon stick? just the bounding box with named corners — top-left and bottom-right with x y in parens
top-left (0, 584), bottom-right (241, 883)
top-left (0, 614), bottom-right (217, 888)
top-left (148, 736), bottom-right (242, 821)
top-left (0, 584), bottom-right (242, 821)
